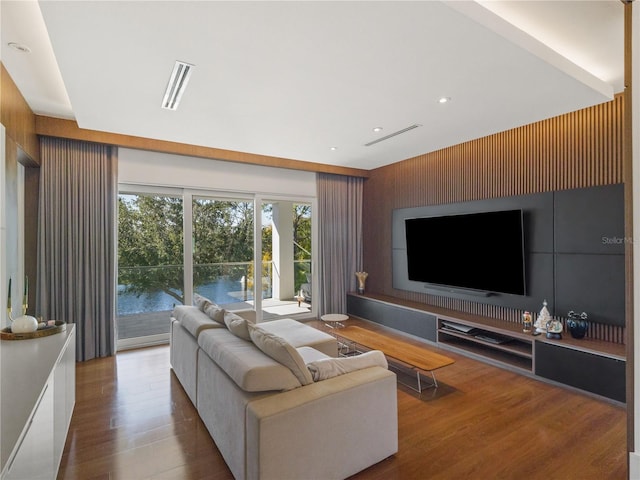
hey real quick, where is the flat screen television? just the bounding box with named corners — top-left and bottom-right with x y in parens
top-left (404, 209), bottom-right (526, 295)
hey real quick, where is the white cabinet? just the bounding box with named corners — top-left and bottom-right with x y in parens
top-left (4, 383), bottom-right (54, 479)
top-left (53, 338), bottom-right (75, 468)
top-left (0, 325), bottom-right (76, 479)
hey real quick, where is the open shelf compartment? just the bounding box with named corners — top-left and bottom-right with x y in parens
top-left (437, 318), bottom-right (533, 372)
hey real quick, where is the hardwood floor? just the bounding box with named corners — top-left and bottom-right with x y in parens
top-left (58, 319), bottom-right (627, 479)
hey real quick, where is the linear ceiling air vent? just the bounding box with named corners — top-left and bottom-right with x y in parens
top-left (364, 124), bottom-right (422, 146)
top-left (161, 61), bottom-right (194, 110)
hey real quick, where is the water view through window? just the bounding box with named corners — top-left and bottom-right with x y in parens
top-left (117, 192), bottom-right (313, 343)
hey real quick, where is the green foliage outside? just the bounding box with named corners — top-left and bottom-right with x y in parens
top-left (293, 205), bottom-right (312, 292)
top-left (118, 195), bottom-right (184, 304)
top-left (118, 195), bottom-right (311, 306)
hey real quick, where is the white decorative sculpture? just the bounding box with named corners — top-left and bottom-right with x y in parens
top-left (534, 299), bottom-right (562, 339)
top-left (534, 299), bottom-right (552, 333)
top-left (11, 314), bottom-right (38, 333)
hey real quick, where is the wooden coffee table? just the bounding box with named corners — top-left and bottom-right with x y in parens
top-left (334, 325), bottom-right (454, 393)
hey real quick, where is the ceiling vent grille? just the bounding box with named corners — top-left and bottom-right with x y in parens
top-left (161, 61), bottom-right (194, 110)
top-left (364, 124), bottom-right (422, 146)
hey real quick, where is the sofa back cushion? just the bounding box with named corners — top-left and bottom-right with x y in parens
top-left (198, 328), bottom-right (302, 392)
top-left (173, 305), bottom-right (224, 338)
top-left (248, 324), bottom-right (314, 386)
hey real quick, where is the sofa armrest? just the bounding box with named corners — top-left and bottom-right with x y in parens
top-left (245, 367), bottom-right (398, 480)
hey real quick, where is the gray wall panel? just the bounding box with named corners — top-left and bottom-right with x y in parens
top-left (555, 254), bottom-right (625, 326)
top-left (554, 184), bottom-right (624, 255)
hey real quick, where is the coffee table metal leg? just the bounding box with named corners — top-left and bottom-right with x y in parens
top-left (405, 370), bottom-right (438, 393)
top-left (336, 337), bottom-right (359, 357)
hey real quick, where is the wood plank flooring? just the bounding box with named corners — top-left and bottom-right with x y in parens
top-left (58, 318), bottom-right (627, 480)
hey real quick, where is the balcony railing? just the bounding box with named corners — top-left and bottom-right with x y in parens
top-left (117, 260), bottom-right (311, 316)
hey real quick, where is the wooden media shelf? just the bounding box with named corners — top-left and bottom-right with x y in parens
top-left (347, 292), bottom-right (626, 403)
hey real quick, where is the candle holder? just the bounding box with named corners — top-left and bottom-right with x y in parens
top-left (6, 276), bottom-right (37, 333)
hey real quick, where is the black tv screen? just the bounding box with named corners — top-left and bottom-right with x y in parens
top-left (405, 209), bottom-right (526, 295)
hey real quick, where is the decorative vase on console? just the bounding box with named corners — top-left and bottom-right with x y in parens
top-left (355, 272), bottom-right (368, 295)
top-left (566, 311), bottom-right (588, 339)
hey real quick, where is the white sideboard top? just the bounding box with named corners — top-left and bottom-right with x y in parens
top-left (0, 324), bottom-right (76, 471)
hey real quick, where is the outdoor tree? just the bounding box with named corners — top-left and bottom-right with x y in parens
top-left (118, 195), bottom-right (184, 304)
top-left (293, 204), bottom-right (311, 290)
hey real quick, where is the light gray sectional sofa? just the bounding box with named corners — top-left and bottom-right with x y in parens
top-left (170, 296), bottom-right (398, 480)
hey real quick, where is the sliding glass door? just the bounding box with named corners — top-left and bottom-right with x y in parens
top-left (117, 189), bottom-right (183, 348)
top-left (116, 186), bottom-right (316, 347)
top-left (258, 199), bottom-right (313, 320)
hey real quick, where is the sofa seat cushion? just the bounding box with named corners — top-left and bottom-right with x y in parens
top-left (173, 305), bottom-right (224, 338)
top-left (257, 318), bottom-right (338, 357)
top-left (198, 328), bottom-right (302, 392)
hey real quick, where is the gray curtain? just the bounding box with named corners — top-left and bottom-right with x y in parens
top-left (37, 137), bottom-right (118, 361)
top-left (317, 173), bottom-right (363, 316)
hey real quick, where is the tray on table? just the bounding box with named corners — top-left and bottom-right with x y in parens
top-left (1, 321), bottom-right (66, 340)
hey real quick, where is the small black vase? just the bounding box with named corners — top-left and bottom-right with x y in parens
top-left (567, 311), bottom-right (588, 339)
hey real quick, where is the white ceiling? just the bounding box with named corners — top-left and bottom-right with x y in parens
top-left (1, 1), bottom-right (624, 170)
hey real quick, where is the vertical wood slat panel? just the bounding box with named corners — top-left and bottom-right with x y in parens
top-left (362, 96), bottom-right (625, 343)
top-left (0, 63), bottom-right (40, 164)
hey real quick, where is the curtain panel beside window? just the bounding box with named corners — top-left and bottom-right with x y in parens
top-left (317, 173), bottom-right (363, 316)
top-left (37, 137), bottom-right (118, 361)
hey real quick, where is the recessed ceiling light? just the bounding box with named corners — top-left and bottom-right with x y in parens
top-left (438, 97), bottom-right (451, 104)
top-left (330, 147), bottom-right (338, 151)
top-left (373, 127), bottom-right (383, 133)
top-left (8, 42), bottom-right (31, 54)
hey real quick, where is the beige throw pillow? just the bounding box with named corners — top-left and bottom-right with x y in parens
top-left (248, 323), bottom-right (314, 386)
top-left (224, 311), bottom-right (251, 340)
top-left (306, 350), bottom-right (388, 381)
top-left (193, 293), bottom-right (213, 312)
top-left (204, 303), bottom-right (225, 324)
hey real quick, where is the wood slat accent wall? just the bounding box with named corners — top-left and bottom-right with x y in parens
top-left (363, 95), bottom-right (625, 343)
top-left (0, 63), bottom-right (39, 164)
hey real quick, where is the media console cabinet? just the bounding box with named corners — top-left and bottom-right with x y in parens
top-left (347, 293), bottom-right (626, 403)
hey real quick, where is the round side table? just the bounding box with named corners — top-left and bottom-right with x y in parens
top-left (320, 313), bottom-right (349, 329)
